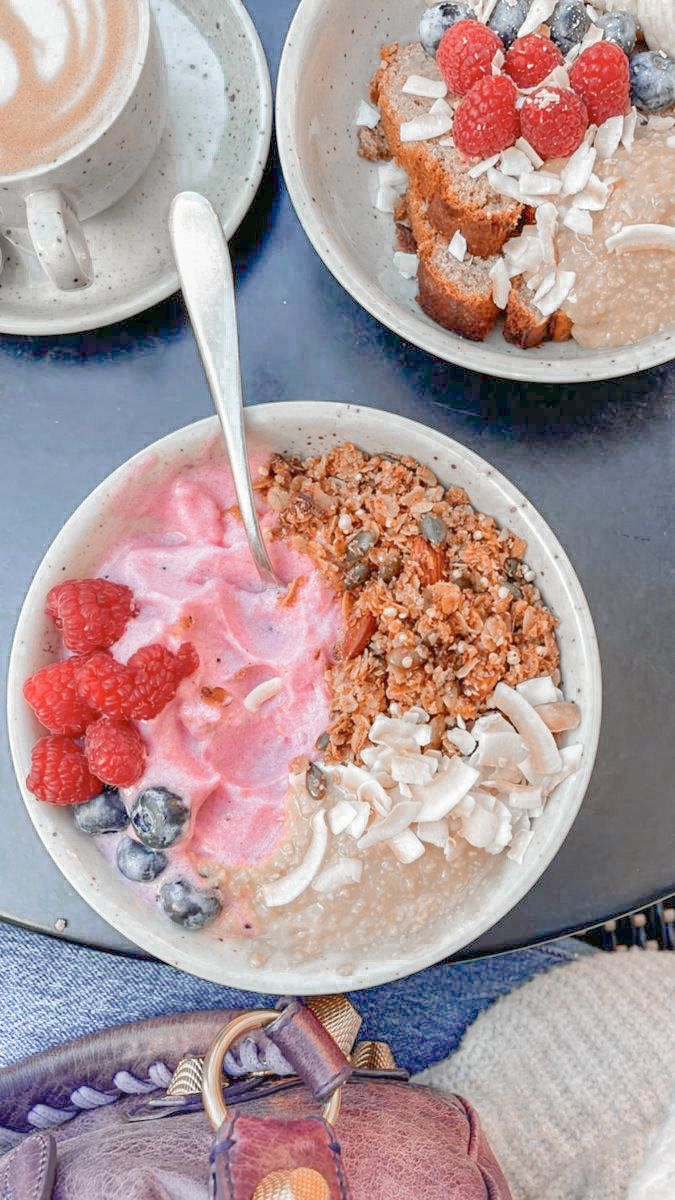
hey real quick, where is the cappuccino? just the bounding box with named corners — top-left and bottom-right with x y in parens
top-left (0, 0), bottom-right (141, 175)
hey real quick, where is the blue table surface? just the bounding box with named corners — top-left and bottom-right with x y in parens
top-left (0, 0), bottom-right (673, 961)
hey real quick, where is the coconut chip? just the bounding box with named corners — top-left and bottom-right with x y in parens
top-left (413, 756), bottom-right (480, 822)
top-left (517, 0), bottom-right (557, 38)
top-left (570, 173), bottom-right (611, 211)
top-left (500, 147), bottom-right (535, 177)
top-left (515, 137), bottom-right (544, 168)
top-left (516, 675), bottom-right (559, 706)
top-left (394, 251), bottom-right (419, 279)
top-left (489, 258), bottom-right (511, 311)
top-left (468, 154), bottom-right (500, 178)
top-left (357, 800), bottom-right (422, 850)
top-left (563, 207), bottom-right (594, 236)
top-left (328, 799), bottom-right (358, 835)
top-left (262, 810), bottom-right (328, 907)
top-left (400, 111), bottom-right (453, 142)
top-left (561, 142), bottom-right (597, 196)
top-left (621, 108), bottom-right (638, 155)
top-left (492, 682), bottom-right (562, 775)
top-left (521, 171), bottom-right (563, 196)
top-left (605, 224), bottom-right (675, 254)
top-left (594, 115), bottom-right (624, 160)
top-left (388, 828), bottom-right (426, 863)
top-left (312, 857), bottom-right (363, 893)
top-left (402, 74), bottom-right (448, 99)
top-left (448, 231), bottom-right (468, 262)
top-left (355, 100), bottom-right (380, 129)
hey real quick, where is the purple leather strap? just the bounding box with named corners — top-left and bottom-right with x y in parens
top-left (0, 1132), bottom-right (56, 1200)
top-left (210, 1115), bottom-right (351, 1199)
top-left (266, 1001), bottom-right (352, 1102)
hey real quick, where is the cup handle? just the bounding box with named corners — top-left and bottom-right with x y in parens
top-left (25, 188), bottom-right (93, 290)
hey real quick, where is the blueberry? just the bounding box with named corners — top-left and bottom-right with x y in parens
top-left (74, 788), bottom-right (128, 835)
top-left (488, 0), bottom-right (532, 49)
top-left (131, 786), bottom-right (189, 849)
top-left (630, 51), bottom-right (675, 113)
top-left (419, 3), bottom-right (475, 56)
top-left (549, 0), bottom-right (590, 56)
top-left (596, 12), bottom-right (637, 56)
top-left (117, 836), bottom-right (167, 882)
top-left (158, 879), bottom-right (222, 930)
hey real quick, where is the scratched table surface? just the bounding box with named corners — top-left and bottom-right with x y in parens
top-left (0, 0), bottom-right (673, 966)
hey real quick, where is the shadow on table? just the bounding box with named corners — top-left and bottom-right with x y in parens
top-left (357, 315), bottom-right (674, 444)
top-left (0, 140), bottom-right (283, 365)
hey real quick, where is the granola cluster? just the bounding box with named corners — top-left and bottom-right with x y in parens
top-left (258, 443), bottom-right (559, 762)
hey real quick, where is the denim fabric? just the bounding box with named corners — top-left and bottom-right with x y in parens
top-left (0, 921), bottom-right (589, 1074)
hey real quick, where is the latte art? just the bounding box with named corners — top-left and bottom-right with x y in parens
top-left (0, 0), bottom-right (140, 175)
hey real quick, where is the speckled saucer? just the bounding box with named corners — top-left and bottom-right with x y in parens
top-left (0, 0), bottom-right (272, 335)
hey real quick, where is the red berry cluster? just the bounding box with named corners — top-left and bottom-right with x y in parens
top-left (24, 578), bottom-right (198, 804)
top-left (436, 22), bottom-right (630, 162)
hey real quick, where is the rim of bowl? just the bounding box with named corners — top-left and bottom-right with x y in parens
top-left (7, 402), bottom-right (602, 992)
top-left (276, 0), bottom-right (675, 384)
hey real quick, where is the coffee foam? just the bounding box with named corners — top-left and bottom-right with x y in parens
top-left (0, 0), bottom-right (141, 175)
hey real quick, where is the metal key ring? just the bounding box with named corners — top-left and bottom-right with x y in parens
top-left (202, 1010), bottom-right (342, 1130)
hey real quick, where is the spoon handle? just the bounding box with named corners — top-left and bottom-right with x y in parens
top-left (169, 191), bottom-right (278, 588)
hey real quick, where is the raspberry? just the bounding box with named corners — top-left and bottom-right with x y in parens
top-left (520, 86), bottom-right (588, 159)
top-left (24, 657), bottom-right (98, 735)
top-left (569, 41), bottom-right (630, 126)
top-left (27, 735), bottom-right (102, 805)
top-left (125, 642), bottom-right (199, 721)
top-left (504, 34), bottom-right (564, 89)
top-left (436, 19), bottom-right (504, 95)
top-left (85, 718), bottom-right (146, 788)
top-left (453, 75), bottom-right (520, 158)
top-left (76, 652), bottom-right (135, 719)
top-left (46, 578), bottom-right (136, 654)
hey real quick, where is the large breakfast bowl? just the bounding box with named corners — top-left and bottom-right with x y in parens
top-left (7, 402), bottom-right (601, 992)
top-left (276, 0), bottom-right (675, 383)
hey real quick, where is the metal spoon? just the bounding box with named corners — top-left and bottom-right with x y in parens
top-left (169, 191), bottom-right (279, 588)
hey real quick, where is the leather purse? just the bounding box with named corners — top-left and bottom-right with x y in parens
top-left (0, 996), bottom-right (512, 1199)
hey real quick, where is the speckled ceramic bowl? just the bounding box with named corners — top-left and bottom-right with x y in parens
top-left (7, 403), bottom-right (602, 992)
top-left (276, 0), bottom-right (675, 383)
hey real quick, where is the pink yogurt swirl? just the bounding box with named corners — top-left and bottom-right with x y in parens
top-left (97, 449), bottom-right (341, 872)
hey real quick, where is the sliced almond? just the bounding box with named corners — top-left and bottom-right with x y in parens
top-left (413, 536), bottom-right (446, 584)
top-left (337, 612), bottom-right (377, 661)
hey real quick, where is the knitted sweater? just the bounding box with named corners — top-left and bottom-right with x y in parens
top-left (417, 952), bottom-right (675, 1200)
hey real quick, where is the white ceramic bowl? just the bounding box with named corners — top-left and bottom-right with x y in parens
top-left (276, 0), bottom-right (675, 383)
top-left (7, 402), bottom-right (601, 992)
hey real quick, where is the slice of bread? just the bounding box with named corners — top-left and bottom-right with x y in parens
top-left (371, 42), bottom-right (524, 258)
top-left (405, 191), bottom-right (500, 342)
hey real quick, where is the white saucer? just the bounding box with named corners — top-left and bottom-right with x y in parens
top-left (0, 0), bottom-right (272, 336)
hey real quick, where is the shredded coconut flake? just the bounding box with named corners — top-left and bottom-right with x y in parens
top-left (594, 115), bottom-right (624, 160)
top-left (312, 857), bottom-right (362, 893)
top-left (515, 137), bottom-right (544, 168)
top-left (500, 147), bottom-right (534, 177)
top-left (561, 142), bottom-right (597, 196)
top-left (605, 224), bottom-right (675, 254)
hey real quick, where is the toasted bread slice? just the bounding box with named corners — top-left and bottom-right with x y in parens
top-left (371, 42), bottom-right (524, 258)
top-left (405, 191), bottom-right (500, 342)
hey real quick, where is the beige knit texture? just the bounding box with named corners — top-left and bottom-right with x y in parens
top-left (416, 952), bottom-right (675, 1200)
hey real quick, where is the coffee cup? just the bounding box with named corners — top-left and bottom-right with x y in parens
top-left (0, 0), bottom-right (167, 291)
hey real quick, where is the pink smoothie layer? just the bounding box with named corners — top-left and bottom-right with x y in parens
top-left (97, 450), bottom-right (341, 870)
